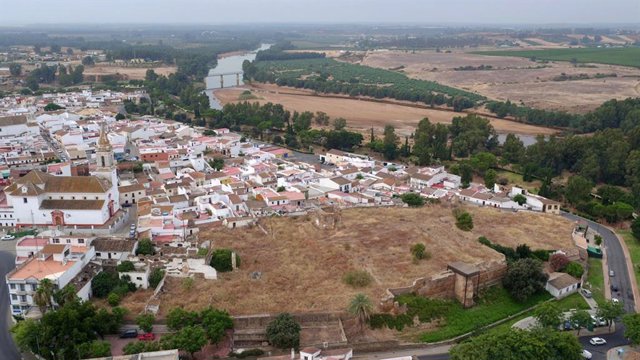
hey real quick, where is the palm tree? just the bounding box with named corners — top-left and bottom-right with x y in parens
top-left (348, 293), bottom-right (373, 331)
top-left (33, 279), bottom-right (55, 313)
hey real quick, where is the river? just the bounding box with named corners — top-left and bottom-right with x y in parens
top-left (205, 43), bottom-right (272, 109)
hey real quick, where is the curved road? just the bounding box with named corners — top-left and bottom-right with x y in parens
top-left (0, 251), bottom-right (20, 360)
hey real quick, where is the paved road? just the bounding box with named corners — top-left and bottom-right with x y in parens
top-left (0, 250), bottom-right (21, 360)
top-left (561, 212), bottom-right (636, 313)
top-left (580, 327), bottom-right (628, 360)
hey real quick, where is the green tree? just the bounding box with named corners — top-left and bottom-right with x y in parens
top-left (513, 194), bottom-right (527, 206)
top-left (117, 260), bottom-right (135, 272)
top-left (503, 258), bottom-right (548, 302)
top-left (53, 284), bottom-right (79, 307)
top-left (82, 56), bottom-right (95, 66)
top-left (413, 118), bottom-right (435, 166)
top-left (382, 125), bottom-right (398, 160)
top-left (77, 340), bottom-right (111, 358)
top-left (594, 235), bottom-right (603, 246)
top-left (173, 325), bottom-right (207, 358)
top-left (534, 302), bottom-right (563, 329)
top-left (136, 238), bottom-right (155, 255)
top-left (454, 211), bottom-right (473, 231)
top-left (44, 103), bottom-right (64, 112)
top-left (9, 63), bottom-right (22, 76)
top-left (597, 300), bottom-right (625, 332)
top-left (136, 313), bottom-right (155, 333)
top-left (166, 307), bottom-right (198, 331)
top-left (565, 262), bottom-right (584, 278)
top-left (631, 217), bottom-right (640, 240)
top-left (266, 313), bottom-right (301, 349)
top-left (484, 169), bottom-right (497, 188)
top-left (208, 157), bottom-right (225, 171)
top-left (570, 309), bottom-right (592, 336)
top-left (459, 163), bottom-right (473, 188)
top-left (149, 268), bottom-right (165, 289)
top-left (565, 175), bottom-right (593, 205)
top-left (200, 307), bottom-right (234, 344)
top-left (623, 313), bottom-right (640, 345)
top-left (33, 278), bottom-right (55, 313)
top-left (400, 193), bottom-right (424, 207)
top-left (107, 292), bottom-right (121, 306)
top-left (115, 113), bottom-right (126, 120)
top-left (332, 117), bottom-right (347, 130)
top-left (502, 133), bottom-right (525, 164)
top-left (348, 294), bottom-right (373, 331)
top-left (210, 248), bottom-right (240, 272)
top-left (450, 327), bottom-right (582, 360)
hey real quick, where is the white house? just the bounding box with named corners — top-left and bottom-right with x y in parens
top-left (545, 272), bottom-right (581, 299)
top-left (319, 176), bottom-right (352, 193)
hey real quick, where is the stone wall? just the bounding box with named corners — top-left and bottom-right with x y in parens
top-left (380, 259), bottom-right (507, 311)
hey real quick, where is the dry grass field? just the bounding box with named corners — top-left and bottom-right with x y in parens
top-left (119, 206), bottom-right (574, 317)
top-left (214, 84), bottom-right (558, 137)
top-left (360, 50), bottom-right (640, 113)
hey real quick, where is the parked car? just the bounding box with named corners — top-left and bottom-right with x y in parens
top-left (610, 270), bottom-right (615, 277)
top-left (612, 298), bottom-right (621, 304)
top-left (591, 315), bottom-right (607, 326)
top-left (137, 333), bottom-right (155, 341)
top-left (130, 224), bottom-right (137, 230)
top-left (581, 349), bottom-right (593, 359)
top-left (581, 289), bottom-right (592, 298)
top-left (611, 284), bottom-right (620, 292)
top-left (119, 329), bottom-right (138, 339)
top-left (563, 321), bottom-right (573, 331)
top-left (589, 337), bottom-right (607, 346)
top-left (0, 234), bottom-right (15, 241)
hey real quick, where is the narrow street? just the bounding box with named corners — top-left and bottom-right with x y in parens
top-left (0, 248), bottom-right (21, 360)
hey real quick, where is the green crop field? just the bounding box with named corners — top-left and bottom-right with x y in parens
top-left (473, 47), bottom-right (640, 68)
top-left (253, 58), bottom-right (486, 103)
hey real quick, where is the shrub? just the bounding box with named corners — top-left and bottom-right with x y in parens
top-left (116, 261), bottom-right (135, 272)
top-left (410, 243), bottom-right (429, 260)
top-left (401, 193), bottom-right (425, 207)
top-left (550, 253), bottom-right (570, 272)
top-left (343, 270), bottom-right (373, 288)
top-left (210, 249), bottom-right (240, 272)
top-left (503, 258), bottom-right (548, 302)
top-left (633, 217), bottom-right (640, 241)
top-left (513, 194), bottom-right (527, 206)
top-left (136, 238), bottom-right (155, 256)
top-left (266, 313), bottom-right (301, 349)
top-left (149, 268), bottom-right (165, 289)
top-left (454, 211), bottom-right (473, 231)
top-left (532, 249), bottom-right (551, 261)
top-left (136, 313), bottom-right (155, 333)
top-left (565, 262), bottom-right (584, 278)
top-left (107, 292), bottom-right (121, 306)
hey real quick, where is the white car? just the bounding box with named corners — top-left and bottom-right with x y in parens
top-left (0, 234), bottom-right (15, 241)
top-left (612, 298), bottom-right (620, 304)
top-left (581, 349), bottom-right (593, 359)
top-left (589, 337), bottom-right (607, 346)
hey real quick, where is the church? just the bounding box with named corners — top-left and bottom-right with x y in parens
top-left (5, 123), bottom-right (120, 227)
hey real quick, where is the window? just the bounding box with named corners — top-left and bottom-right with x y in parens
top-left (23, 198), bottom-right (27, 204)
top-left (96, 252), bottom-right (101, 257)
top-left (83, 196), bottom-right (87, 200)
top-left (31, 284), bottom-right (37, 291)
top-left (9, 284), bottom-right (15, 290)
top-left (72, 196), bottom-right (75, 200)
top-left (53, 238), bottom-right (60, 244)
top-left (20, 295), bottom-right (26, 302)
top-left (136, 277), bottom-right (142, 280)
top-left (78, 239), bottom-right (84, 244)
top-left (66, 239), bottom-right (70, 244)
top-left (19, 284), bottom-right (25, 291)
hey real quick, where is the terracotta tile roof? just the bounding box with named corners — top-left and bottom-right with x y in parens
top-left (10, 170), bottom-right (110, 195)
top-left (0, 115), bottom-right (27, 126)
top-left (40, 199), bottom-right (104, 210)
top-left (41, 244), bottom-right (67, 254)
top-left (92, 238), bottom-right (136, 252)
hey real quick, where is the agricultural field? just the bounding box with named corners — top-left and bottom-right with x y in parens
top-left (117, 205), bottom-right (574, 317)
top-left (81, 64), bottom-right (177, 80)
top-left (214, 84), bottom-right (558, 136)
top-left (360, 49), bottom-right (640, 113)
top-left (473, 47), bottom-right (640, 68)
top-left (250, 57), bottom-right (486, 103)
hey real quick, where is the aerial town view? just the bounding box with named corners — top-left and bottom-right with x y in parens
top-left (1, 1), bottom-right (640, 360)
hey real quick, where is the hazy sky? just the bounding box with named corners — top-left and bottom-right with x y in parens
top-left (1, 0), bottom-right (638, 25)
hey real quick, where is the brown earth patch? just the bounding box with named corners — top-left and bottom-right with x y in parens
top-left (117, 205), bottom-right (573, 317)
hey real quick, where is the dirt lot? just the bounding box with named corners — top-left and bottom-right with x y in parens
top-left (214, 84), bottom-right (557, 137)
top-left (360, 49), bottom-right (640, 113)
top-left (82, 64), bottom-right (177, 80)
top-left (119, 206), bottom-right (573, 317)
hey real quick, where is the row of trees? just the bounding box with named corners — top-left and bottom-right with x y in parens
top-left (243, 57), bottom-right (482, 111)
top-left (487, 97), bottom-right (640, 133)
top-left (12, 297), bottom-right (125, 359)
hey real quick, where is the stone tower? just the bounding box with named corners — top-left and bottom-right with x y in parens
top-left (91, 121), bottom-right (120, 215)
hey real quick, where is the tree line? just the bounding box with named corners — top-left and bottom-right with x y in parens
top-left (243, 58), bottom-right (483, 111)
top-left (255, 41), bottom-right (326, 61)
top-left (487, 97), bottom-right (640, 132)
